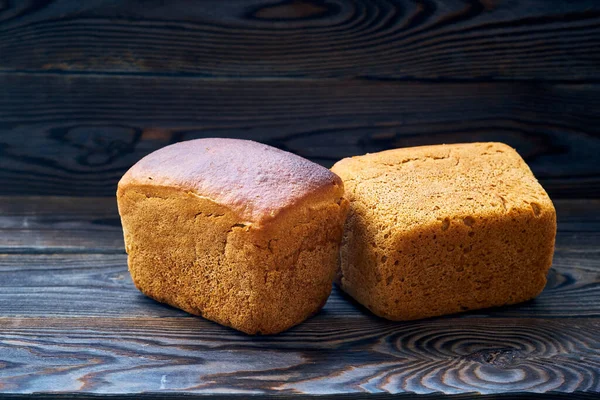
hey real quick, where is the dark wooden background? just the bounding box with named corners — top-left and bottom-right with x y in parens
top-left (1, 0), bottom-right (600, 197)
top-left (1, 0), bottom-right (600, 398)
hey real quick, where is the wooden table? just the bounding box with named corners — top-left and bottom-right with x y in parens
top-left (0, 196), bottom-right (599, 398)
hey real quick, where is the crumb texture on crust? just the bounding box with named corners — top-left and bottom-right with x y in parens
top-left (119, 187), bottom-right (349, 335)
top-left (331, 142), bottom-right (557, 321)
top-left (116, 139), bottom-right (349, 334)
top-left (118, 138), bottom-right (343, 225)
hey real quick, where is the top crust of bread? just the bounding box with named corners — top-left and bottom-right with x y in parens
top-left (118, 138), bottom-right (344, 225)
top-left (331, 142), bottom-right (554, 228)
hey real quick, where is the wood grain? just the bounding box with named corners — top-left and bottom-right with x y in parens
top-left (0, 246), bottom-right (598, 319)
top-left (0, 197), bottom-right (122, 253)
top-left (0, 317), bottom-right (599, 395)
top-left (1, 394), bottom-right (596, 400)
top-left (1, 197), bottom-right (599, 253)
top-left (0, 197), bottom-right (599, 397)
top-left (2, 73), bottom-right (600, 197)
top-left (0, 0), bottom-right (599, 80)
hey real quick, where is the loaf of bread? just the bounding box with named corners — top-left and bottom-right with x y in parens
top-left (331, 142), bottom-right (556, 320)
top-left (117, 138), bottom-right (349, 334)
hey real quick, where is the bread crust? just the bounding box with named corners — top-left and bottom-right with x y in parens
top-left (332, 142), bottom-right (556, 320)
top-left (117, 139), bottom-right (349, 334)
top-left (119, 138), bottom-right (343, 226)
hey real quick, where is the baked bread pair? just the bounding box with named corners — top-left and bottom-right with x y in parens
top-left (117, 139), bottom-right (556, 334)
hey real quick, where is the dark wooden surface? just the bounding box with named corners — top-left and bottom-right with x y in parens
top-left (1, 0), bottom-right (599, 80)
top-left (1, 0), bottom-right (600, 198)
top-left (1, 74), bottom-right (599, 197)
top-left (0, 196), bottom-right (599, 398)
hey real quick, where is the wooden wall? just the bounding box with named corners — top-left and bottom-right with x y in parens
top-left (1, 0), bottom-right (599, 197)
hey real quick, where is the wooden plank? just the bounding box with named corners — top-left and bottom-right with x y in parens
top-left (1, 197), bottom-right (599, 253)
top-left (0, 199), bottom-right (598, 397)
top-left (0, 316), bottom-right (598, 395)
top-left (0, 245), bottom-right (598, 319)
top-left (0, 395), bottom-right (595, 400)
top-left (0, 198), bottom-right (598, 318)
top-left (0, 1), bottom-right (599, 80)
top-left (1, 74), bottom-right (600, 197)
top-left (0, 254), bottom-right (185, 318)
top-left (0, 197), bottom-right (122, 253)
top-left (1, 394), bottom-right (595, 400)
top-left (0, 395), bottom-right (597, 400)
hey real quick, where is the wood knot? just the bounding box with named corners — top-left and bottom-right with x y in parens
top-left (465, 348), bottom-right (521, 367)
top-left (49, 124), bottom-right (141, 167)
top-left (250, 0), bottom-right (334, 21)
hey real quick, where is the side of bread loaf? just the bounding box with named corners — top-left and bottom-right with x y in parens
top-left (118, 139), bottom-right (349, 334)
top-left (331, 142), bottom-right (556, 320)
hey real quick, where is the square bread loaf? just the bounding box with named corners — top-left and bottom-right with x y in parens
top-left (331, 142), bottom-right (556, 320)
top-left (117, 138), bottom-right (349, 334)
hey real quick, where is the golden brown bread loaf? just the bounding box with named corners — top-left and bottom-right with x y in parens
top-left (117, 138), bottom-right (349, 334)
top-left (331, 142), bottom-right (556, 320)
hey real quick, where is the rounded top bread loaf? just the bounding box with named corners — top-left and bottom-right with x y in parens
top-left (117, 138), bottom-right (349, 334)
top-left (119, 138), bottom-right (343, 225)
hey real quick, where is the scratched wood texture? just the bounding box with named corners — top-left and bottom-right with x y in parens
top-left (1, 0), bottom-right (599, 79)
top-left (1, 0), bottom-right (600, 198)
top-left (1, 74), bottom-right (599, 198)
top-left (0, 197), bottom-right (599, 398)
